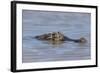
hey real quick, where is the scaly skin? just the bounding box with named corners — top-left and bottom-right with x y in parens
top-left (35, 32), bottom-right (87, 43)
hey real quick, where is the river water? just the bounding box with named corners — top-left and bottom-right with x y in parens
top-left (22, 10), bottom-right (91, 63)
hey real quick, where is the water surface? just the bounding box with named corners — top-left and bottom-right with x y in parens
top-left (22, 10), bottom-right (91, 63)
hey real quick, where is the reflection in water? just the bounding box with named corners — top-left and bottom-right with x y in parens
top-left (43, 40), bottom-right (65, 45)
top-left (22, 10), bottom-right (91, 63)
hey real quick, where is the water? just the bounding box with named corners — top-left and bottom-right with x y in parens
top-left (22, 10), bottom-right (91, 63)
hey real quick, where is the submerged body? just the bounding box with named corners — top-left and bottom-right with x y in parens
top-left (35, 32), bottom-right (87, 43)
